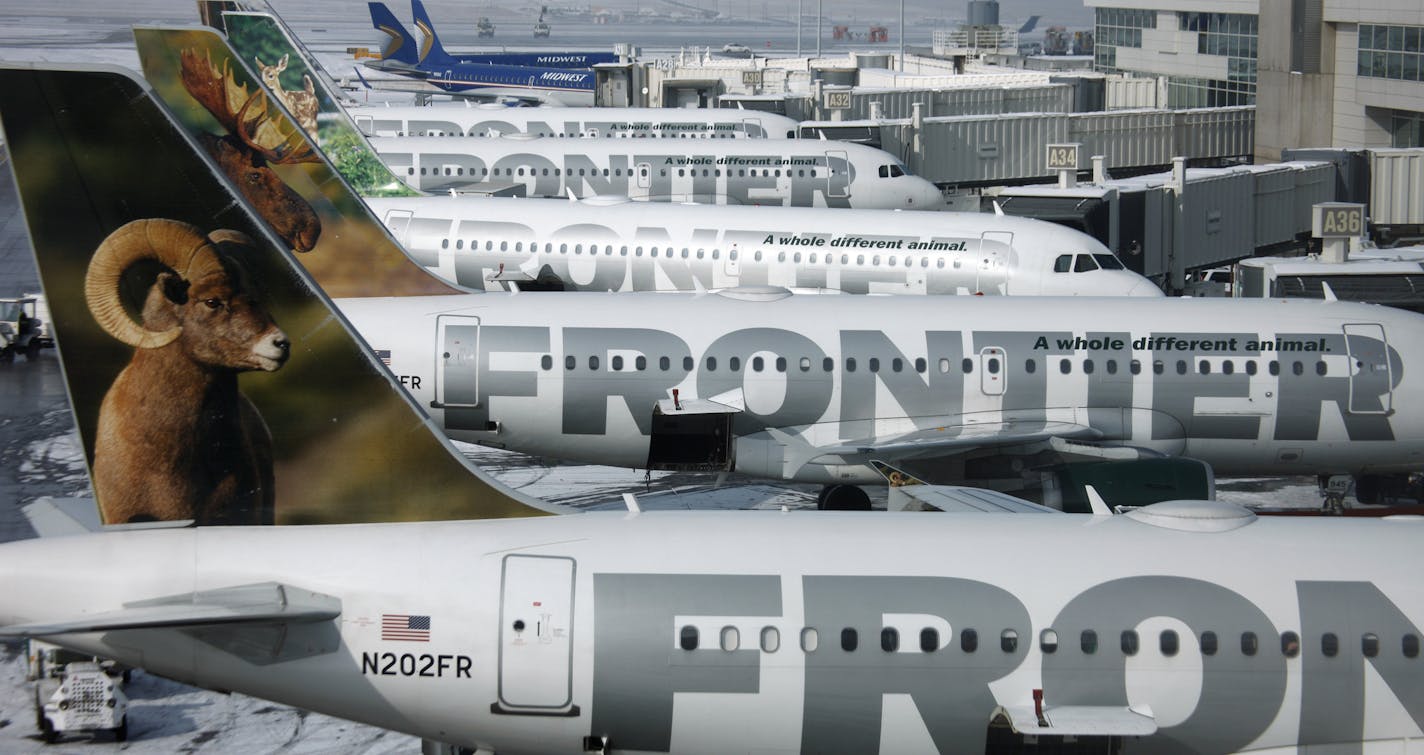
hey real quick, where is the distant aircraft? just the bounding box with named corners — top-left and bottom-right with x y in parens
top-left (373, 135), bottom-right (947, 209)
top-left (366, 1), bottom-right (617, 70)
top-left (361, 0), bottom-right (597, 105)
top-left (7, 65), bottom-right (1424, 754)
top-left (1018, 15), bottom-right (1042, 35)
top-left (348, 103), bottom-right (801, 139)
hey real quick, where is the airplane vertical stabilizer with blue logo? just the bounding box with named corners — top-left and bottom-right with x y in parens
top-left (368, 1), bottom-right (419, 65)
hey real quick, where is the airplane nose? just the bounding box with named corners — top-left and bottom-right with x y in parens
top-left (1129, 278), bottom-right (1165, 297)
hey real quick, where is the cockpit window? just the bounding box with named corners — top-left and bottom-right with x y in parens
top-left (1094, 254), bottom-right (1125, 270)
top-left (1053, 255), bottom-right (1072, 273)
top-left (878, 164), bottom-right (906, 178)
top-left (1073, 254), bottom-right (1100, 273)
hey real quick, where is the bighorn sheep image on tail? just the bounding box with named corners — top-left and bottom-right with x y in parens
top-left (180, 48), bottom-right (322, 253)
top-left (257, 54), bottom-right (320, 138)
top-left (85, 219), bottom-right (290, 525)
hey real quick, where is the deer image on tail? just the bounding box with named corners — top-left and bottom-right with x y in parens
top-left (256, 53), bottom-right (319, 137)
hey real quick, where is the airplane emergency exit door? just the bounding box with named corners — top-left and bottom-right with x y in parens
top-left (495, 554), bottom-right (578, 715)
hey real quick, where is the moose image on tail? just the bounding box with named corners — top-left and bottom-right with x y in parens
top-left (85, 219), bottom-right (290, 525)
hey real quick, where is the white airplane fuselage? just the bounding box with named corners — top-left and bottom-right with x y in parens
top-left (371, 136), bottom-right (946, 210)
top-left (3, 509), bottom-right (1423, 754)
top-left (348, 105), bottom-right (801, 139)
top-left (338, 293), bottom-right (1424, 483)
top-left (367, 195), bottom-right (1161, 297)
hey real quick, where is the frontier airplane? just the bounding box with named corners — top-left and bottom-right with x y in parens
top-left (6, 61), bottom-right (1424, 755)
top-left (347, 103), bottom-right (801, 140)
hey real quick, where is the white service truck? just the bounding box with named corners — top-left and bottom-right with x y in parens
top-left (27, 640), bottom-right (129, 743)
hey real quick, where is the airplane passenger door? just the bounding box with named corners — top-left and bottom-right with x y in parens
top-left (1344, 323), bottom-right (1393, 414)
top-left (978, 232), bottom-right (1013, 293)
top-left (495, 554), bottom-right (577, 714)
top-left (382, 208), bottom-right (415, 246)
top-left (636, 162), bottom-right (652, 189)
top-left (353, 115), bottom-right (374, 136)
top-left (980, 347), bottom-right (1006, 396)
top-left (827, 150), bottom-right (850, 198)
top-left (432, 315), bottom-right (480, 409)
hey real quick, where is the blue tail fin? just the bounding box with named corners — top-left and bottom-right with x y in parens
top-left (368, 2), bottom-right (418, 64)
top-left (410, 0), bottom-right (454, 66)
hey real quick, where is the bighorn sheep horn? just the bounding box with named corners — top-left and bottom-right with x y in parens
top-left (85, 219), bottom-right (240, 349)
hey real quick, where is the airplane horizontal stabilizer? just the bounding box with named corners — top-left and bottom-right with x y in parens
top-left (0, 582), bottom-right (340, 638)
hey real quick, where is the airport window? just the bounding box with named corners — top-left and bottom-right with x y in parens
top-left (892, 358), bottom-right (904, 373)
top-left (915, 357), bottom-right (927, 373)
top-left (1176, 360), bottom-right (1188, 375)
top-left (1040, 630), bottom-right (1059, 654)
top-left (1025, 359), bottom-right (1036, 374)
top-left (1321, 632), bottom-right (1339, 658)
top-left (961, 629), bottom-right (978, 653)
top-left (825, 357), bottom-right (835, 372)
top-left (730, 357), bottom-right (741, 372)
top-left (1201, 631), bottom-right (1218, 656)
top-left (1083, 359), bottom-right (1094, 374)
top-left (1405, 634), bottom-right (1420, 658)
top-left (541, 355), bottom-right (553, 370)
top-left (963, 358), bottom-right (975, 374)
top-left (1060, 358), bottom-right (1072, 374)
top-left (589, 356), bottom-right (599, 370)
top-left (921, 628), bottom-right (939, 652)
top-left (776, 357), bottom-right (787, 372)
top-left (721, 626), bottom-right (740, 652)
top-left (1282, 631), bottom-right (1301, 658)
top-left (761, 627), bottom-right (780, 653)
top-left (881, 628), bottom-right (899, 652)
top-left (1242, 632), bottom-right (1259, 656)
top-left (1316, 361), bottom-right (1327, 376)
top-left (846, 358), bottom-right (857, 372)
top-left (801, 357), bottom-right (813, 372)
top-left (706, 356), bottom-right (717, 371)
top-left (1001, 629), bottom-right (1019, 653)
top-left (684, 356), bottom-right (695, 371)
top-left (1199, 360), bottom-right (1210, 375)
top-left (660, 356), bottom-right (670, 371)
top-left (612, 356), bottom-right (623, 371)
top-left (752, 356), bottom-right (764, 372)
top-left (869, 358), bottom-right (880, 373)
top-left (1358, 25), bottom-right (1424, 84)
top-left (1161, 630), bottom-right (1179, 657)
top-left (565, 356), bottom-right (576, 371)
top-left (680, 625), bottom-right (699, 650)
top-left (1081, 630), bottom-right (1098, 654)
top-left (801, 628), bottom-right (819, 652)
top-left (1121, 630), bottom-right (1139, 656)
top-left (1269, 360), bottom-right (1280, 376)
top-left (1362, 633), bottom-right (1379, 658)
top-left (841, 628), bottom-right (859, 652)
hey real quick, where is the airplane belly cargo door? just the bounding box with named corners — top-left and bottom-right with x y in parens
top-left (494, 554), bottom-right (579, 716)
top-left (432, 315), bottom-right (480, 409)
top-left (1344, 323), bottom-right (1393, 414)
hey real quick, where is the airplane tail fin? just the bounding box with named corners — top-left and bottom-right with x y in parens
top-left (410, 0), bottom-right (455, 66)
top-left (0, 62), bottom-right (559, 526)
top-left (368, 2), bottom-right (420, 64)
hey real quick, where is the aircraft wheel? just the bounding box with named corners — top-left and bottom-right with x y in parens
top-left (114, 716), bottom-right (127, 742)
top-left (820, 484), bottom-right (871, 511)
top-left (24, 340), bottom-right (40, 360)
top-left (40, 716), bottom-right (56, 744)
top-left (0, 346), bottom-right (14, 364)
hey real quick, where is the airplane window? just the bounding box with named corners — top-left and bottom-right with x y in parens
top-left (518, 168), bottom-right (525, 176)
top-left (1040, 630), bottom-right (1059, 654)
top-left (1246, 361), bottom-right (1258, 375)
top-left (680, 625), bottom-right (699, 651)
top-left (1059, 359), bottom-right (1071, 375)
top-left (793, 253), bottom-right (802, 263)
top-left (1362, 633), bottom-right (1379, 658)
top-left (481, 168), bottom-right (489, 176)
top-left (566, 355), bottom-right (576, 371)
top-left (869, 358), bottom-right (880, 373)
top-left (1106, 359), bottom-right (1118, 375)
top-left (775, 170), bottom-right (783, 178)
top-left (881, 628), bottom-right (899, 652)
top-left (703, 169), bottom-right (711, 177)
top-left (824, 357), bottom-right (835, 372)
top-left (778, 252), bottom-right (786, 263)
top-left (684, 356), bottom-right (695, 371)
top-left (1001, 629), bottom-right (1019, 653)
top-left (603, 169), bottom-right (610, 176)
top-left (712, 250), bottom-right (720, 260)
top-left (801, 357), bottom-right (812, 372)
top-left (799, 170), bottom-right (806, 178)
top-left (846, 358), bottom-right (857, 372)
top-left (892, 358), bottom-right (904, 373)
top-left (560, 244), bottom-right (568, 255)
top-left (1121, 630), bottom-right (1139, 656)
top-left (1321, 632), bottom-right (1338, 658)
top-left (682, 249), bottom-right (689, 259)
top-left (1405, 634), bottom-right (1419, 658)
top-left (1269, 360), bottom-right (1280, 376)
top-left (892, 165), bottom-right (905, 177)
top-left (776, 357), bottom-right (787, 372)
top-left (516, 242), bottom-right (524, 252)
top-left (921, 258), bottom-right (929, 268)
top-left (636, 356), bottom-right (647, 371)
top-left (660, 356), bottom-right (670, 371)
top-left (879, 166), bottom-right (890, 178)
top-left (1281, 631), bottom-right (1301, 658)
top-left (937, 259), bottom-right (946, 269)
top-left (1074, 255), bottom-right (1100, 273)
top-left (1201, 631), bottom-right (1218, 656)
top-left (541, 355), bottom-right (553, 370)
top-left (961, 629), bottom-right (978, 653)
top-left (455, 240), bottom-right (464, 250)
top-left (762, 627), bottom-right (780, 653)
top-left (730, 357), bottom-right (741, 372)
top-left (915, 358), bottom-right (927, 373)
top-left (1154, 361), bottom-right (1164, 375)
top-left (939, 359), bottom-right (951, 374)
top-left (1176, 360), bottom-right (1188, 375)
top-left (1199, 360), bottom-right (1211, 375)
top-left (841, 628), bottom-right (859, 652)
top-left (855, 255), bottom-right (865, 266)
top-left (1222, 360), bottom-right (1234, 375)
top-left (612, 356), bottom-right (624, 371)
top-left (445, 168), bottom-right (453, 176)
top-left (1161, 630), bottom-right (1179, 657)
top-left (1025, 360), bottom-right (1037, 374)
top-left (801, 628), bottom-right (819, 652)
top-left (920, 628), bottom-right (939, 652)
top-left (988, 358), bottom-right (1001, 374)
top-left (575, 244), bottom-right (583, 255)
top-left (1292, 361), bottom-right (1304, 376)
top-left (1081, 630), bottom-right (1098, 654)
top-left (677, 169), bottom-right (685, 177)
top-left (441, 239), bottom-right (449, 249)
top-left (620, 246), bottom-right (628, 256)
top-left (635, 247), bottom-right (644, 257)
top-left (872, 255), bottom-right (880, 266)
top-left (410, 168), bottom-right (417, 176)
top-left (753, 356), bottom-right (764, 372)
top-left (706, 357), bottom-right (717, 371)
top-left (649, 247), bottom-right (658, 258)
top-left (1315, 361), bottom-right (1327, 376)
top-left (810, 253), bottom-right (818, 264)
top-left (963, 358), bottom-right (974, 374)
top-left (721, 626), bottom-right (740, 652)
top-left (486, 241), bottom-right (495, 251)
top-left (1083, 359), bottom-right (1094, 374)
top-left (755, 251), bottom-right (763, 262)
top-left (589, 356), bottom-right (600, 370)
top-left (1241, 632), bottom-right (1259, 656)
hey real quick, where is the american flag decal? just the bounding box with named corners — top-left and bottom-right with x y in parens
top-left (374, 349), bottom-right (392, 366)
top-left (382, 614), bottom-right (431, 642)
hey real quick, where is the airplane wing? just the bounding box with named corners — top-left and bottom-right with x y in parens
top-left (0, 582), bottom-right (339, 637)
top-left (805, 417), bottom-right (1105, 465)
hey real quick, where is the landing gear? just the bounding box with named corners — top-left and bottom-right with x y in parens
top-left (817, 484), bottom-right (871, 511)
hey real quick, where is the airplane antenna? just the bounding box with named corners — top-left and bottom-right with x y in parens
top-left (1083, 485), bottom-right (1112, 516)
top-left (1320, 280), bottom-right (1339, 302)
top-left (621, 493), bottom-right (642, 513)
top-left (992, 200), bottom-right (1005, 217)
